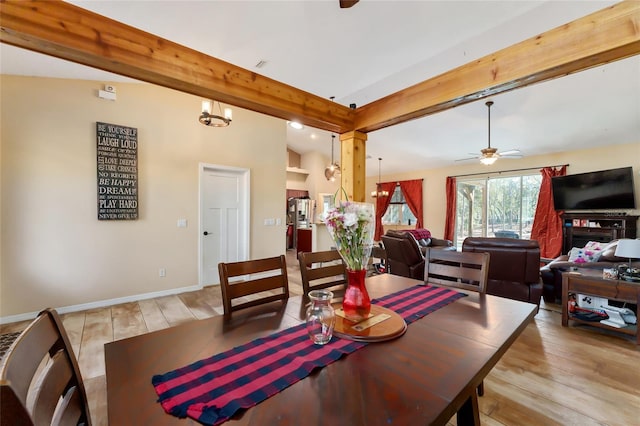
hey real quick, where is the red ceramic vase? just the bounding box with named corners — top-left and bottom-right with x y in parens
top-left (343, 269), bottom-right (371, 321)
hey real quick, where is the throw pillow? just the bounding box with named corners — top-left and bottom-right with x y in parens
top-left (582, 241), bottom-right (605, 261)
top-left (568, 246), bottom-right (601, 264)
top-left (407, 228), bottom-right (432, 241)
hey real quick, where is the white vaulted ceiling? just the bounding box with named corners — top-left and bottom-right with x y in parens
top-left (1, 0), bottom-right (638, 175)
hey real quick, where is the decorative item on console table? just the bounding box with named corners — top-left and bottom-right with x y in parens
top-left (321, 200), bottom-right (375, 321)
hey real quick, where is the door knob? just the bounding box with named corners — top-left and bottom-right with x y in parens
top-left (203, 231), bottom-right (210, 236)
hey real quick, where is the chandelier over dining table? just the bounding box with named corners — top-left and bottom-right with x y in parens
top-left (199, 100), bottom-right (233, 127)
top-left (371, 157), bottom-right (389, 198)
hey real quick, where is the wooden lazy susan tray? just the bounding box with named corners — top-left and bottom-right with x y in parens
top-left (332, 304), bottom-right (407, 342)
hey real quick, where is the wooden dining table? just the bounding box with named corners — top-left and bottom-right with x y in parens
top-left (105, 273), bottom-right (537, 425)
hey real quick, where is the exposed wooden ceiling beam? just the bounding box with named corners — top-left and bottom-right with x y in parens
top-left (0, 0), bottom-right (355, 134)
top-left (1, 1), bottom-right (638, 136)
top-left (355, 1), bottom-right (640, 133)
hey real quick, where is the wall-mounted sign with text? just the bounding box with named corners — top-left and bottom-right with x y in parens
top-left (96, 122), bottom-right (138, 220)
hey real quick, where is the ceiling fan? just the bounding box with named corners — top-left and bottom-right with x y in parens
top-left (456, 100), bottom-right (522, 165)
top-left (340, 0), bottom-right (359, 8)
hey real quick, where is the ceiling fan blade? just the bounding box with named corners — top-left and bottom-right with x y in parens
top-left (340, 0), bottom-right (359, 8)
top-left (455, 156), bottom-right (478, 162)
top-left (499, 149), bottom-right (521, 156)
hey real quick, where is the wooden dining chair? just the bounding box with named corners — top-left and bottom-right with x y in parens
top-left (218, 255), bottom-right (290, 316)
top-left (370, 245), bottom-right (388, 274)
top-left (425, 248), bottom-right (490, 294)
top-left (424, 248), bottom-right (490, 397)
top-left (0, 308), bottom-right (92, 426)
top-left (298, 250), bottom-right (347, 295)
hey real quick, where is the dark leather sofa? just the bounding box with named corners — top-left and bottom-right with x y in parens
top-left (381, 230), bottom-right (453, 279)
top-left (540, 239), bottom-right (625, 303)
top-left (462, 237), bottom-right (543, 308)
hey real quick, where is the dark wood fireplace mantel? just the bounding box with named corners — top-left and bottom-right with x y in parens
top-left (560, 213), bottom-right (638, 254)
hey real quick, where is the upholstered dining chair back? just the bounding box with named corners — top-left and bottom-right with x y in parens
top-left (298, 250), bottom-right (347, 295)
top-left (381, 231), bottom-right (425, 279)
top-left (218, 255), bottom-right (290, 316)
top-left (0, 308), bottom-right (92, 426)
top-left (425, 248), bottom-right (490, 294)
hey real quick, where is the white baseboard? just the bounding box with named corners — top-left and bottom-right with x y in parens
top-left (0, 284), bottom-right (205, 325)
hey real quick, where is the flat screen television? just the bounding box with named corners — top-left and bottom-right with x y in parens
top-left (551, 167), bottom-right (636, 211)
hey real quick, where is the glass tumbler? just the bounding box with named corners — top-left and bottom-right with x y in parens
top-left (305, 290), bottom-right (336, 345)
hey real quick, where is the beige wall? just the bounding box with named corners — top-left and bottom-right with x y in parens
top-left (366, 143), bottom-right (640, 240)
top-left (2, 75), bottom-right (639, 321)
top-left (1, 76), bottom-right (287, 320)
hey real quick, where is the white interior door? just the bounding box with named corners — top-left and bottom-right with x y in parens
top-left (199, 164), bottom-right (250, 286)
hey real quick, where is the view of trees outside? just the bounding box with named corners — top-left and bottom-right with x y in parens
top-left (382, 185), bottom-right (418, 226)
top-left (455, 174), bottom-right (542, 247)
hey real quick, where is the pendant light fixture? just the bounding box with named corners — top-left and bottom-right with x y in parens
top-left (199, 100), bottom-right (233, 127)
top-left (371, 157), bottom-right (389, 198)
top-left (324, 134), bottom-right (341, 181)
top-left (324, 96), bottom-right (341, 181)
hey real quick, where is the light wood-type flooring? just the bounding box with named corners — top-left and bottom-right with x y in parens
top-left (2, 251), bottom-right (639, 425)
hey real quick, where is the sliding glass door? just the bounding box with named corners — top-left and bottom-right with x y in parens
top-left (455, 174), bottom-right (541, 247)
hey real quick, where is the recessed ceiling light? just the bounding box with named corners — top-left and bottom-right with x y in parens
top-left (310, 133), bottom-right (317, 139)
top-left (288, 121), bottom-right (304, 130)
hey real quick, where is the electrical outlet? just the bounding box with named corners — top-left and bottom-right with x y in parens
top-left (276, 218), bottom-right (282, 226)
top-left (159, 268), bottom-right (166, 277)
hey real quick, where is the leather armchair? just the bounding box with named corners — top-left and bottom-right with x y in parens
top-left (462, 237), bottom-right (543, 308)
top-left (381, 231), bottom-right (425, 279)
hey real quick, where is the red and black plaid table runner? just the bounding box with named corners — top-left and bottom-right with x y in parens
top-left (152, 284), bottom-right (465, 425)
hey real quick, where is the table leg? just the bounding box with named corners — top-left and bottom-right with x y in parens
top-left (456, 393), bottom-right (480, 426)
top-left (561, 274), bottom-right (569, 327)
top-left (636, 288), bottom-right (640, 345)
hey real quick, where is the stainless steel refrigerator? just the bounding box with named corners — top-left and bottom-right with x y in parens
top-left (287, 197), bottom-right (315, 251)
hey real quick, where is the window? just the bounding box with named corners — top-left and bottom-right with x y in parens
top-left (454, 173), bottom-right (541, 247)
top-left (382, 185), bottom-right (418, 226)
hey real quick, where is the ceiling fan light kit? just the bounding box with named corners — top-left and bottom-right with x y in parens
top-left (456, 100), bottom-right (521, 165)
top-left (480, 155), bottom-right (498, 165)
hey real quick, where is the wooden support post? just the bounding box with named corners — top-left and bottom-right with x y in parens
top-left (339, 131), bottom-right (367, 202)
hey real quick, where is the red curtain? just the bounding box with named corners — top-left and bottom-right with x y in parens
top-left (399, 179), bottom-right (423, 229)
top-left (531, 165), bottom-right (567, 258)
top-left (444, 177), bottom-right (456, 242)
top-left (374, 182), bottom-right (397, 241)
